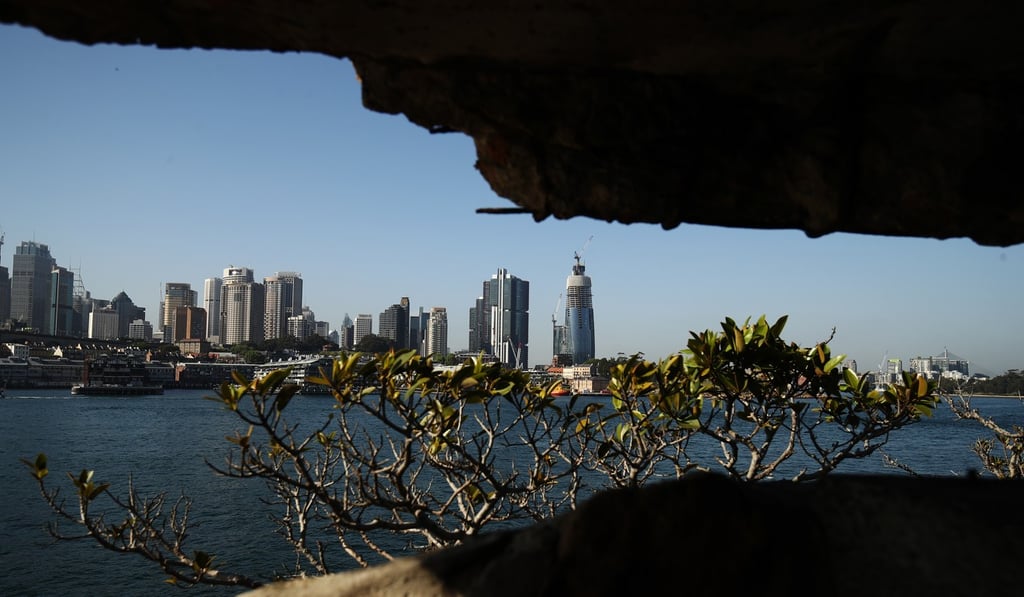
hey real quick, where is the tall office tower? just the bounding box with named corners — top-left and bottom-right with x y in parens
top-left (203, 277), bottom-right (223, 343)
top-left (220, 267), bottom-right (265, 345)
top-left (11, 241), bottom-right (56, 332)
top-left (354, 313), bottom-right (373, 347)
top-left (70, 273), bottom-right (88, 337)
top-left (468, 296), bottom-right (489, 354)
top-left (379, 297), bottom-right (410, 349)
top-left (49, 266), bottom-right (75, 336)
top-left (0, 233), bottom-right (7, 322)
top-left (162, 282), bottom-right (197, 342)
top-left (484, 268), bottom-right (529, 369)
top-left (425, 306), bottom-right (448, 357)
top-left (341, 313), bottom-right (354, 349)
top-left (110, 291), bottom-right (144, 339)
top-left (563, 252), bottom-right (596, 364)
top-left (263, 272), bottom-right (303, 340)
top-left (174, 306), bottom-right (207, 341)
top-left (415, 307), bottom-right (430, 355)
top-left (0, 265), bottom-right (9, 324)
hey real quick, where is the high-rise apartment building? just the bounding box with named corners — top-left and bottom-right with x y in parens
top-left (379, 297), bottom-right (410, 349)
top-left (220, 267), bottom-right (265, 345)
top-left (483, 268), bottom-right (529, 369)
top-left (563, 253), bottom-right (596, 364)
top-left (203, 277), bottom-right (223, 343)
top-left (354, 314), bottom-right (373, 347)
top-left (264, 272), bottom-right (303, 340)
top-left (11, 241), bottom-right (56, 332)
top-left (426, 306), bottom-right (448, 357)
top-left (50, 266), bottom-right (75, 336)
top-left (162, 282), bottom-right (197, 342)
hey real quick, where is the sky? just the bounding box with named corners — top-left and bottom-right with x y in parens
top-left (2, 24), bottom-right (1023, 376)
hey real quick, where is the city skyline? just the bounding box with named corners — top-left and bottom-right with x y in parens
top-left (2, 24), bottom-right (1023, 375)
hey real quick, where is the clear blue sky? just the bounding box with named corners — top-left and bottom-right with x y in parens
top-left (2, 24), bottom-right (1022, 375)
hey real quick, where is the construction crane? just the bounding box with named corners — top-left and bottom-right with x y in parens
top-left (574, 235), bottom-right (594, 270)
top-left (551, 292), bottom-right (562, 327)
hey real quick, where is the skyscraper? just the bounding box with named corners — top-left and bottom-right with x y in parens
top-left (340, 313), bottom-right (354, 350)
top-left (379, 297), bottom-right (410, 349)
top-left (563, 252), bottom-right (595, 364)
top-left (49, 265), bottom-right (75, 336)
top-left (220, 267), bottom-right (264, 345)
top-left (483, 268), bottom-right (529, 369)
top-left (203, 277), bottom-right (222, 343)
top-left (426, 306), bottom-right (448, 357)
top-left (468, 296), bottom-right (489, 354)
top-left (162, 282), bottom-right (196, 342)
top-left (11, 241), bottom-right (56, 332)
top-left (264, 272), bottom-right (303, 340)
top-left (354, 314), bottom-right (373, 347)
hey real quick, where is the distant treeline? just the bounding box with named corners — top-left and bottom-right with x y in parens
top-left (938, 370), bottom-right (1024, 396)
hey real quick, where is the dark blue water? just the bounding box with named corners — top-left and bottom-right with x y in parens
top-left (1, 389), bottom-right (1019, 596)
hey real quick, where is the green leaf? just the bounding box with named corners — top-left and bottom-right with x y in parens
top-left (274, 383), bottom-right (300, 411)
top-left (21, 453), bottom-right (49, 480)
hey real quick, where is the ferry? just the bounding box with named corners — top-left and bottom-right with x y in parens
top-left (71, 354), bottom-right (164, 396)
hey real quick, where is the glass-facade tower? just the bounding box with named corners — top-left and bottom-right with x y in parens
top-left (11, 241), bottom-right (56, 332)
top-left (564, 253), bottom-right (595, 364)
top-left (484, 268), bottom-right (529, 369)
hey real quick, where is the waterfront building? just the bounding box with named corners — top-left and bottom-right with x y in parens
top-left (50, 265), bottom-right (75, 337)
top-left (562, 252), bottom-right (595, 364)
top-left (162, 283), bottom-right (196, 342)
top-left (220, 267), bottom-right (265, 346)
top-left (379, 297), bottom-right (410, 349)
top-left (203, 277), bottom-right (222, 344)
top-left (354, 314), bottom-right (373, 347)
top-left (11, 241), bottom-right (56, 333)
top-left (483, 268), bottom-right (529, 369)
top-left (425, 306), bottom-right (448, 357)
top-left (263, 272), bottom-right (303, 341)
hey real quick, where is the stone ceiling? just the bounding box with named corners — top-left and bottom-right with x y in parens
top-left (2, 1), bottom-right (1022, 246)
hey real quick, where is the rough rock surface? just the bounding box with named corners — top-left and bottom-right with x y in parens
top-left (2, 1), bottom-right (1022, 245)
top-left (244, 474), bottom-right (1024, 596)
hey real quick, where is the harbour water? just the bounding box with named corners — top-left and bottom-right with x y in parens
top-left (1, 388), bottom-right (1021, 596)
